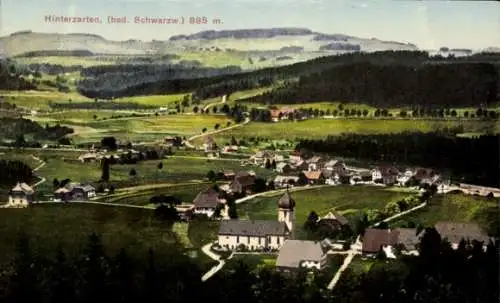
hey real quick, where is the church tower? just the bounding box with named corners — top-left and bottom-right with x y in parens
top-left (277, 189), bottom-right (296, 239)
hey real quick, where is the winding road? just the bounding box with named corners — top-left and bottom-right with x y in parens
top-left (184, 116), bottom-right (250, 149)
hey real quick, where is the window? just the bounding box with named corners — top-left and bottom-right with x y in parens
top-left (277, 237), bottom-right (280, 245)
top-left (258, 237), bottom-right (261, 245)
top-left (247, 237), bottom-right (250, 244)
top-left (237, 236), bottom-right (239, 243)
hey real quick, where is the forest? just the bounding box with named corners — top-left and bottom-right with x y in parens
top-left (0, 230), bottom-right (497, 303)
top-left (296, 133), bottom-right (500, 187)
top-left (73, 51), bottom-right (500, 102)
top-left (0, 160), bottom-right (34, 187)
top-left (242, 62), bottom-right (498, 108)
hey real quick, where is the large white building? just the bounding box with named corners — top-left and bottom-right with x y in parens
top-left (218, 191), bottom-right (296, 251)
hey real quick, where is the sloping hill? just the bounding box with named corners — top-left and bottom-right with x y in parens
top-left (1, 28), bottom-right (419, 57)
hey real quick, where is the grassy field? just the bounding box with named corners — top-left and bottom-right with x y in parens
top-left (33, 114), bottom-right (233, 143)
top-left (100, 182), bottom-right (212, 205)
top-left (225, 253), bottom-right (278, 272)
top-left (199, 119), bottom-right (499, 145)
top-left (1, 149), bottom-right (273, 197)
top-left (389, 193), bottom-right (499, 235)
top-left (238, 185), bottom-right (413, 229)
top-left (0, 204), bottom-right (179, 262)
top-left (115, 93), bottom-right (190, 107)
top-left (0, 90), bottom-right (92, 109)
top-left (0, 203), bottom-right (219, 270)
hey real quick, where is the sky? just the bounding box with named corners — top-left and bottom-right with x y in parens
top-left (1, 0), bottom-right (499, 50)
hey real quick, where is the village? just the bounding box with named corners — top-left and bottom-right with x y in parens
top-left (4, 134), bottom-right (498, 285)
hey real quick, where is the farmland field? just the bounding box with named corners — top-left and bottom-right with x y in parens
top-left (34, 114), bottom-right (233, 143)
top-left (238, 185), bottom-right (413, 229)
top-left (114, 93), bottom-right (190, 106)
top-left (0, 90), bottom-right (92, 109)
top-left (15, 56), bottom-right (119, 66)
top-left (389, 193), bottom-right (499, 236)
top-left (100, 182), bottom-right (212, 205)
top-left (199, 119), bottom-right (499, 144)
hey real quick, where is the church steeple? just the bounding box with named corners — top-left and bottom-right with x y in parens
top-left (277, 187), bottom-right (295, 238)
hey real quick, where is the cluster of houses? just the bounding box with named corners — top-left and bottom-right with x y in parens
top-left (246, 150), bottom-right (444, 189)
top-left (4, 181), bottom-right (97, 208)
top-left (360, 221), bottom-right (493, 258)
top-left (209, 189), bottom-right (494, 273)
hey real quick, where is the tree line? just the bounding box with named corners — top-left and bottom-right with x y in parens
top-left (0, 229), bottom-right (497, 303)
top-left (242, 62), bottom-right (498, 108)
top-left (296, 133), bottom-right (500, 187)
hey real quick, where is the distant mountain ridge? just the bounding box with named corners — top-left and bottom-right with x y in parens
top-left (1, 28), bottom-right (420, 56)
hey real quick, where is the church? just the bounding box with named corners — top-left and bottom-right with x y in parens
top-left (218, 191), bottom-right (295, 251)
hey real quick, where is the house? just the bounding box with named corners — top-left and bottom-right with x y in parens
top-left (230, 174), bottom-right (255, 194)
top-left (275, 162), bottom-right (292, 174)
top-left (350, 171), bottom-right (372, 184)
top-left (317, 212), bottom-right (350, 231)
top-left (203, 136), bottom-right (216, 152)
top-left (306, 156), bottom-right (323, 171)
top-left (193, 187), bottom-right (222, 218)
top-left (372, 166), bottom-right (399, 185)
top-left (165, 136), bottom-right (181, 147)
top-left (270, 110), bottom-right (282, 122)
top-left (274, 176), bottom-right (299, 188)
top-left (394, 228), bottom-right (421, 255)
top-left (276, 240), bottom-right (328, 273)
top-left (8, 182), bottom-right (35, 207)
top-left (397, 169), bottom-right (415, 186)
top-left (289, 151), bottom-right (303, 164)
top-left (218, 191), bottom-right (296, 251)
top-left (54, 183), bottom-right (96, 201)
top-left (223, 145), bottom-right (239, 153)
top-left (78, 152), bottom-right (99, 163)
top-left (250, 151), bottom-right (274, 166)
top-left (324, 160), bottom-right (346, 175)
top-left (302, 171), bottom-right (325, 185)
top-left (223, 170), bottom-right (236, 180)
top-left (292, 160), bottom-right (308, 171)
top-left (435, 222), bottom-right (491, 249)
top-left (362, 228), bottom-right (399, 254)
top-left (362, 228), bottom-right (421, 257)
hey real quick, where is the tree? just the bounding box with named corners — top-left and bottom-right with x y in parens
top-left (228, 205), bottom-right (238, 219)
top-left (230, 136), bottom-right (238, 146)
top-left (129, 168), bottom-right (137, 178)
top-left (202, 128), bottom-right (207, 133)
top-left (212, 106), bottom-right (218, 113)
top-left (157, 162), bottom-right (163, 170)
top-left (100, 136), bottom-right (117, 150)
top-left (53, 178), bottom-right (60, 189)
top-left (214, 123), bottom-right (220, 130)
top-left (207, 170), bottom-right (216, 181)
top-left (362, 109), bottom-right (369, 117)
top-left (297, 172), bottom-right (308, 186)
top-left (304, 211), bottom-right (319, 231)
top-left (101, 158), bottom-right (110, 182)
top-left (193, 106), bottom-right (199, 113)
top-left (264, 159), bottom-right (271, 169)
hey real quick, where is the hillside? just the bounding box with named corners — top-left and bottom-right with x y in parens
top-left (1, 28), bottom-right (418, 57)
